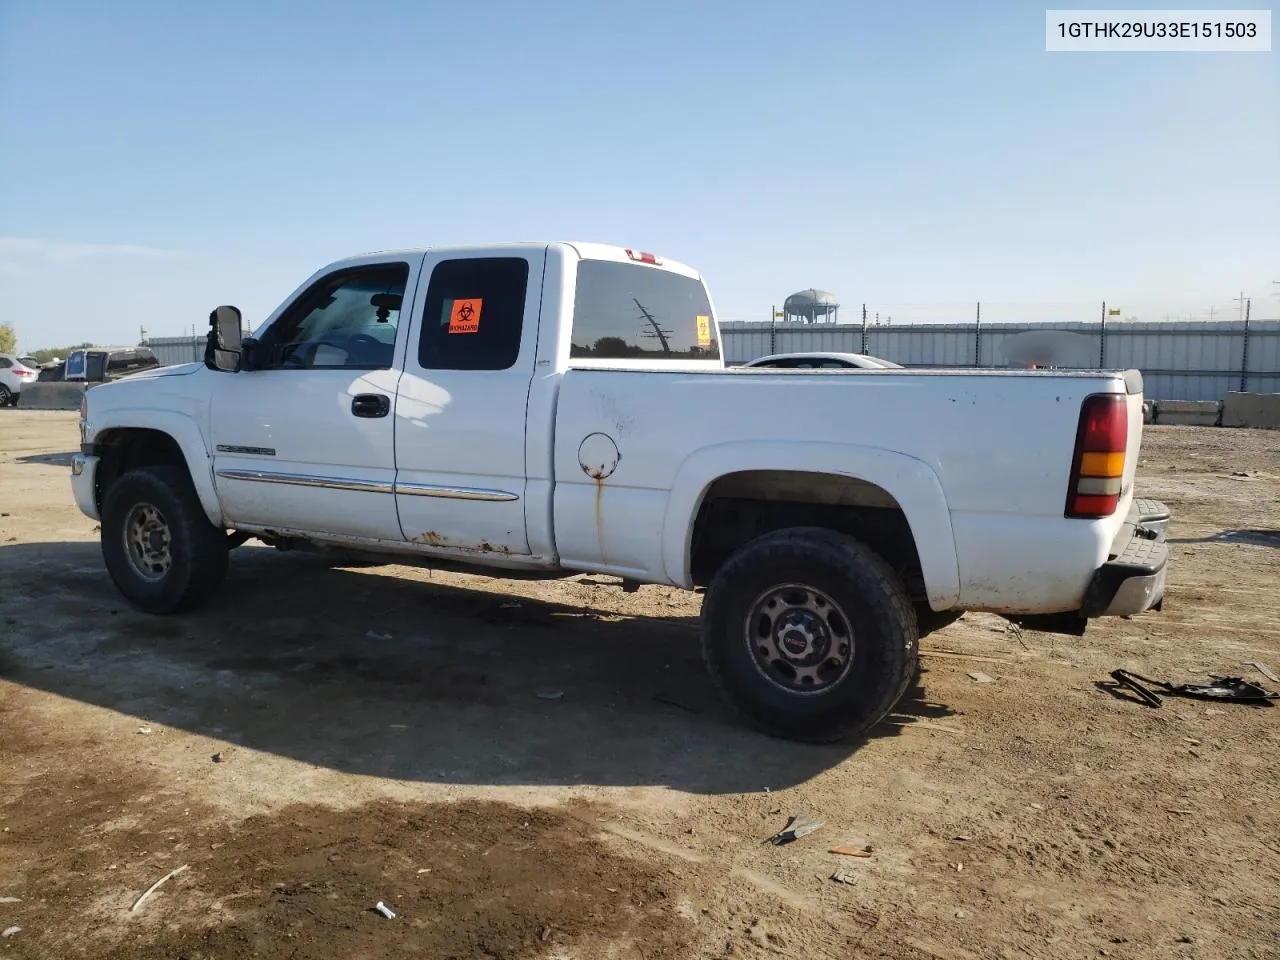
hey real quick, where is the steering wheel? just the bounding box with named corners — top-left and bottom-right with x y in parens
top-left (280, 339), bottom-right (348, 368)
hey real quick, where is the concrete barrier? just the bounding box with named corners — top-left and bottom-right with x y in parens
top-left (1222, 391), bottom-right (1280, 430)
top-left (1153, 400), bottom-right (1220, 427)
top-left (17, 382), bottom-right (89, 411)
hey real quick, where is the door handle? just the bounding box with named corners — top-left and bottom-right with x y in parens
top-left (351, 393), bottom-right (390, 418)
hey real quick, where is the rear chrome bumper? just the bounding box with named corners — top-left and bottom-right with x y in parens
top-left (1080, 498), bottom-right (1171, 617)
top-left (1133, 497), bottom-right (1170, 542)
top-left (70, 453), bottom-right (100, 521)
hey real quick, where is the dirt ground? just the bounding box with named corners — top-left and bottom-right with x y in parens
top-left (1, 410), bottom-right (1278, 960)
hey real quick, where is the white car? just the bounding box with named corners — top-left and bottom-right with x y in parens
top-left (0, 354), bottom-right (40, 406)
top-left (743, 351), bottom-right (903, 370)
top-left (70, 241), bottom-right (1170, 743)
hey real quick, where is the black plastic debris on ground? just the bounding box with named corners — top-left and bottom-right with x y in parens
top-left (1103, 670), bottom-right (1278, 709)
top-left (767, 815), bottom-right (825, 846)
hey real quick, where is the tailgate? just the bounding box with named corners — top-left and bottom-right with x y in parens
top-left (1120, 371), bottom-right (1145, 517)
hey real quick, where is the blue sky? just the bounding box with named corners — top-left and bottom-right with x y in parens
top-left (1, 0), bottom-right (1276, 349)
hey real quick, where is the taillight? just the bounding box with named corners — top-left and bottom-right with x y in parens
top-left (1065, 394), bottom-right (1128, 518)
top-left (625, 248), bottom-right (663, 265)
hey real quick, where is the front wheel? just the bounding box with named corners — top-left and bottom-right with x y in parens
top-left (701, 528), bottom-right (918, 743)
top-left (101, 466), bottom-right (229, 614)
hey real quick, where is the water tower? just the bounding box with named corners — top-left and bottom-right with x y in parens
top-left (783, 288), bottom-right (839, 324)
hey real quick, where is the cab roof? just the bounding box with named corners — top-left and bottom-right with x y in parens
top-left (339, 241), bottom-right (701, 281)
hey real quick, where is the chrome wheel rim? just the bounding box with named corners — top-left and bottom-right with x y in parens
top-left (744, 583), bottom-right (855, 695)
top-left (123, 502), bottom-right (172, 582)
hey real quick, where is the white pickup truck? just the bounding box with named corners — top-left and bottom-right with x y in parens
top-left (71, 242), bottom-right (1170, 742)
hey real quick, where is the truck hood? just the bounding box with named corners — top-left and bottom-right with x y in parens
top-left (85, 362), bottom-right (206, 408)
top-left (116, 362), bottom-right (204, 381)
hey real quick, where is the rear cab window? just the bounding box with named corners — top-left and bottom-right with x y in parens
top-left (568, 258), bottom-right (719, 366)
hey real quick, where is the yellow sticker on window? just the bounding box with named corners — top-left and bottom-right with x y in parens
top-left (448, 298), bottom-right (482, 335)
top-left (696, 315), bottom-right (712, 348)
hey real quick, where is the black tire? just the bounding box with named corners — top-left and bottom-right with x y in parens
top-left (0, 385), bottom-right (12, 407)
top-left (701, 527), bottom-right (918, 744)
top-left (101, 465), bottom-right (229, 614)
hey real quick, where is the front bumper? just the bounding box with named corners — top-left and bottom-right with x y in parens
top-left (70, 453), bottom-right (100, 521)
top-left (1080, 498), bottom-right (1171, 618)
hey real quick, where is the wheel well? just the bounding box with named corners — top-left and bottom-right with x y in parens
top-left (689, 471), bottom-right (926, 600)
top-left (93, 428), bottom-right (189, 512)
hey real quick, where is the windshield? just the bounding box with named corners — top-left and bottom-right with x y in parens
top-left (569, 260), bottom-right (719, 362)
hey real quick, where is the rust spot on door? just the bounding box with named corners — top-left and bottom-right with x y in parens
top-left (416, 530), bottom-right (447, 546)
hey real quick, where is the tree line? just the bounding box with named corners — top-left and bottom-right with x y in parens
top-left (0, 322), bottom-right (95, 363)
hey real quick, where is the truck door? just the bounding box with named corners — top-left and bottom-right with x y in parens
top-left (393, 247), bottom-right (546, 554)
top-left (209, 255), bottom-right (424, 541)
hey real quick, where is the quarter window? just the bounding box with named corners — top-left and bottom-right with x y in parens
top-left (418, 257), bottom-right (529, 371)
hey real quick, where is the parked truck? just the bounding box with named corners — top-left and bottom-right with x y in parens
top-left (70, 242), bottom-right (1170, 742)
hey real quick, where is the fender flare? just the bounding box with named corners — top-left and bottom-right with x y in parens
top-left (659, 441), bottom-right (961, 610)
top-left (91, 410), bottom-right (224, 527)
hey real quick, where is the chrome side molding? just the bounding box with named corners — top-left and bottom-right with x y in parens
top-left (214, 470), bottom-right (519, 502)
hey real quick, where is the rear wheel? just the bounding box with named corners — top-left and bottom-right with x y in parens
top-left (101, 466), bottom-right (229, 614)
top-left (0, 385), bottom-right (12, 407)
top-left (701, 527), bottom-right (918, 743)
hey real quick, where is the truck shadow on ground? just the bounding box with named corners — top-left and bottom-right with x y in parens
top-left (1168, 529), bottom-right (1280, 548)
top-left (0, 542), bottom-right (956, 795)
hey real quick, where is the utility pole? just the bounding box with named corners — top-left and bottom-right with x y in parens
top-left (1099, 301), bottom-right (1106, 368)
top-left (1241, 297), bottom-right (1252, 392)
top-left (1231, 291), bottom-right (1247, 322)
top-left (633, 298), bottom-right (672, 355)
top-left (974, 301), bottom-right (982, 367)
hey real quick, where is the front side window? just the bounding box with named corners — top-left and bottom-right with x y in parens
top-left (570, 260), bottom-right (719, 361)
top-left (259, 263), bottom-right (409, 370)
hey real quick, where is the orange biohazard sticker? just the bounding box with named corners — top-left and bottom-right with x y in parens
top-left (696, 315), bottom-right (712, 348)
top-left (448, 298), bottom-right (482, 334)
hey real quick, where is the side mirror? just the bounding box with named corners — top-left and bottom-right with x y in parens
top-left (205, 305), bottom-right (243, 372)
